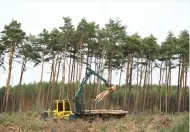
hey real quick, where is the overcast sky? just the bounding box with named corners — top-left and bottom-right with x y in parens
top-left (0, 0), bottom-right (190, 87)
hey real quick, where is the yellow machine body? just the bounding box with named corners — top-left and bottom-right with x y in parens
top-left (48, 99), bottom-right (73, 119)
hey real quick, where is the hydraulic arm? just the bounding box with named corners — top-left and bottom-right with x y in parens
top-left (74, 67), bottom-right (108, 114)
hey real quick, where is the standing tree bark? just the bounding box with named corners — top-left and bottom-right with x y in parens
top-left (143, 58), bottom-right (148, 112)
top-left (134, 57), bottom-right (139, 113)
top-left (60, 53), bottom-right (66, 99)
top-left (3, 44), bottom-right (15, 112)
top-left (177, 55), bottom-right (181, 110)
top-left (178, 57), bottom-right (185, 112)
top-left (18, 60), bottom-right (26, 112)
top-left (184, 63), bottom-right (188, 111)
top-left (165, 61), bottom-right (168, 113)
top-left (40, 52), bottom-right (45, 109)
top-left (123, 55), bottom-right (130, 111)
top-left (128, 55), bottom-right (133, 112)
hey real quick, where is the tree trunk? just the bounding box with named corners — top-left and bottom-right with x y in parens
top-left (119, 66), bottom-right (123, 87)
top-left (71, 56), bottom-right (74, 84)
top-left (177, 55), bottom-right (181, 110)
top-left (150, 62), bottom-right (153, 112)
top-left (96, 58), bottom-right (103, 109)
top-left (60, 53), bottom-right (66, 99)
top-left (148, 56), bottom-right (151, 110)
top-left (184, 63), bottom-right (188, 111)
top-left (139, 62), bottom-right (145, 112)
top-left (108, 56), bottom-right (113, 109)
top-left (159, 61), bottom-right (164, 112)
top-left (40, 53), bottom-right (45, 109)
top-left (94, 57), bottom-right (98, 110)
top-left (18, 60), bottom-right (26, 112)
top-left (128, 55), bottom-right (133, 112)
top-left (123, 55), bottom-right (130, 111)
top-left (68, 53), bottom-right (71, 84)
top-left (93, 57), bottom-right (96, 109)
top-left (107, 58), bottom-right (111, 85)
top-left (38, 51), bottom-right (45, 112)
top-left (68, 56), bottom-right (74, 100)
top-left (3, 43), bottom-right (15, 112)
top-left (61, 32), bottom-right (68, 99)
top-left (46, 57), bottom-right (54, 108)
top-left (165, 61), bottom-right (168, 113)
top-left (50, 54), bottom-right (56, 107)
top-left (79, 62), bottom-right (83, 83)
top-left (146, 56), bottom-right (151, 111)
top-left (55, 56), bottom-right (61, 93)
top-left (178, 57), bottom-right (185, 112)
top-left (143, 58), bottom-right (148, 112)
top-left (134, 57), bottom-right (139, 113)
top-left (71, 55), bottom-right (76, 111)
top-left (110, 58), bottom-right (113, 86)
top-left (129, 56), bottom-right (133, 87)
top-left (77, 36), bottom-right (83, 91)
top-left (52, 54), bottom-right (59, 100)
top-left (75, 56), bottom-right (79, 91)
top-left (168, 62), bottom-right (172, 112)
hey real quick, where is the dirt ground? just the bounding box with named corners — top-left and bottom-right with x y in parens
top-left (0, 112), bottom-right (189, 132)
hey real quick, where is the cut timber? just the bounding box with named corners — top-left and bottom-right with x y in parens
top-left (84, 109), bottom-right (129, 115)
top-left (80, 109), bottom-right (129, 119)
top-left (94, 85), bottom-right (117, 102)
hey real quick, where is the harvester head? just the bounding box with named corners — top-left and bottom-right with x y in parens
top-left (94, 85), bottom-right (117, 102)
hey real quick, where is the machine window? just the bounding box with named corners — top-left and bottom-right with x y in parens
top-left (58, 102), bottom-right (63, 112)
top-left (65, 101), bottom-right (70, 111)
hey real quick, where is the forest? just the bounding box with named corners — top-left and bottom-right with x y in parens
top-left (0, 17), bottom-right (189, 115)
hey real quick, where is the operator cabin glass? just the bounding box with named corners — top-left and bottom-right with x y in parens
top-left (58, 102), bottom-right (63, 112)
top-left (65, 101), bottom-right (70, 111)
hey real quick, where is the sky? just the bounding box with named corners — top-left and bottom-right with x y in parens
top-left (0, 0), bottom-right (190, 87)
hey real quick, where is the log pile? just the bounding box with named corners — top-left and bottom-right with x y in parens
top-left (84, 109), bottom-right (128, 115)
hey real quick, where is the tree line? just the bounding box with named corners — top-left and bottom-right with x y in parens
top-left (0, 17), bottom-right (189, 114)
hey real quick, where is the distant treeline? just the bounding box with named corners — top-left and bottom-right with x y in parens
top-left (0, 82), bottom-right (188, 113)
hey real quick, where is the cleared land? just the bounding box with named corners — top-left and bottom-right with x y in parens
top-left (0, 112), bottom-right (189, 132)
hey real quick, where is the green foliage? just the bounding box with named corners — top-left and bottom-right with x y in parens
top-left (159, 113), bottom-right (189, 132)
top-left (99, 126), bottom-right (107, 132)
top-left (142, 34), bottom-right (159, 60)
top-left (1, 20), bottom-right (26, 47)
top-left (178, 30), bottom-right (189, 63)
top-left (0, 40), bottom-right (5, 69)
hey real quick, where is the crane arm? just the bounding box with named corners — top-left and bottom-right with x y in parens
top-left (74, 67), bottom-right (108, 114)
top-left (86, 67), bottom-right (108, 86)
top-left (74, 67), bottom-right (108, 99)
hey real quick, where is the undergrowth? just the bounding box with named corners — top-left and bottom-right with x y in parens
top-left (0, 112), bottom-right (189, 132)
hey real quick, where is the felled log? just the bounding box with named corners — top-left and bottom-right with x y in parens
top-left (84, 109), bottom-right (128, 114)
top-left (94, 85), bottom-right (117, 102)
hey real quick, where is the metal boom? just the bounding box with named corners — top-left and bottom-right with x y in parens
top-left (74, 67), bottom-right (108, 114)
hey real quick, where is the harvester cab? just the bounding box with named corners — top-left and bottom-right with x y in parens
top-left (41, 100), bottom-right (73, 120)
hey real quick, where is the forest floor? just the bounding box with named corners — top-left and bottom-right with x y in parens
top-left (0, 111), bottom-right (189, 132)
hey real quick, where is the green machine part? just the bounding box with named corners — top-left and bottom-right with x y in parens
top-left (74, 67), bottom-right (108, 114)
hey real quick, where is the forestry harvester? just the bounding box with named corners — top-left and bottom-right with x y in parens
top-left (41, 67), bottom-right (128, 120)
